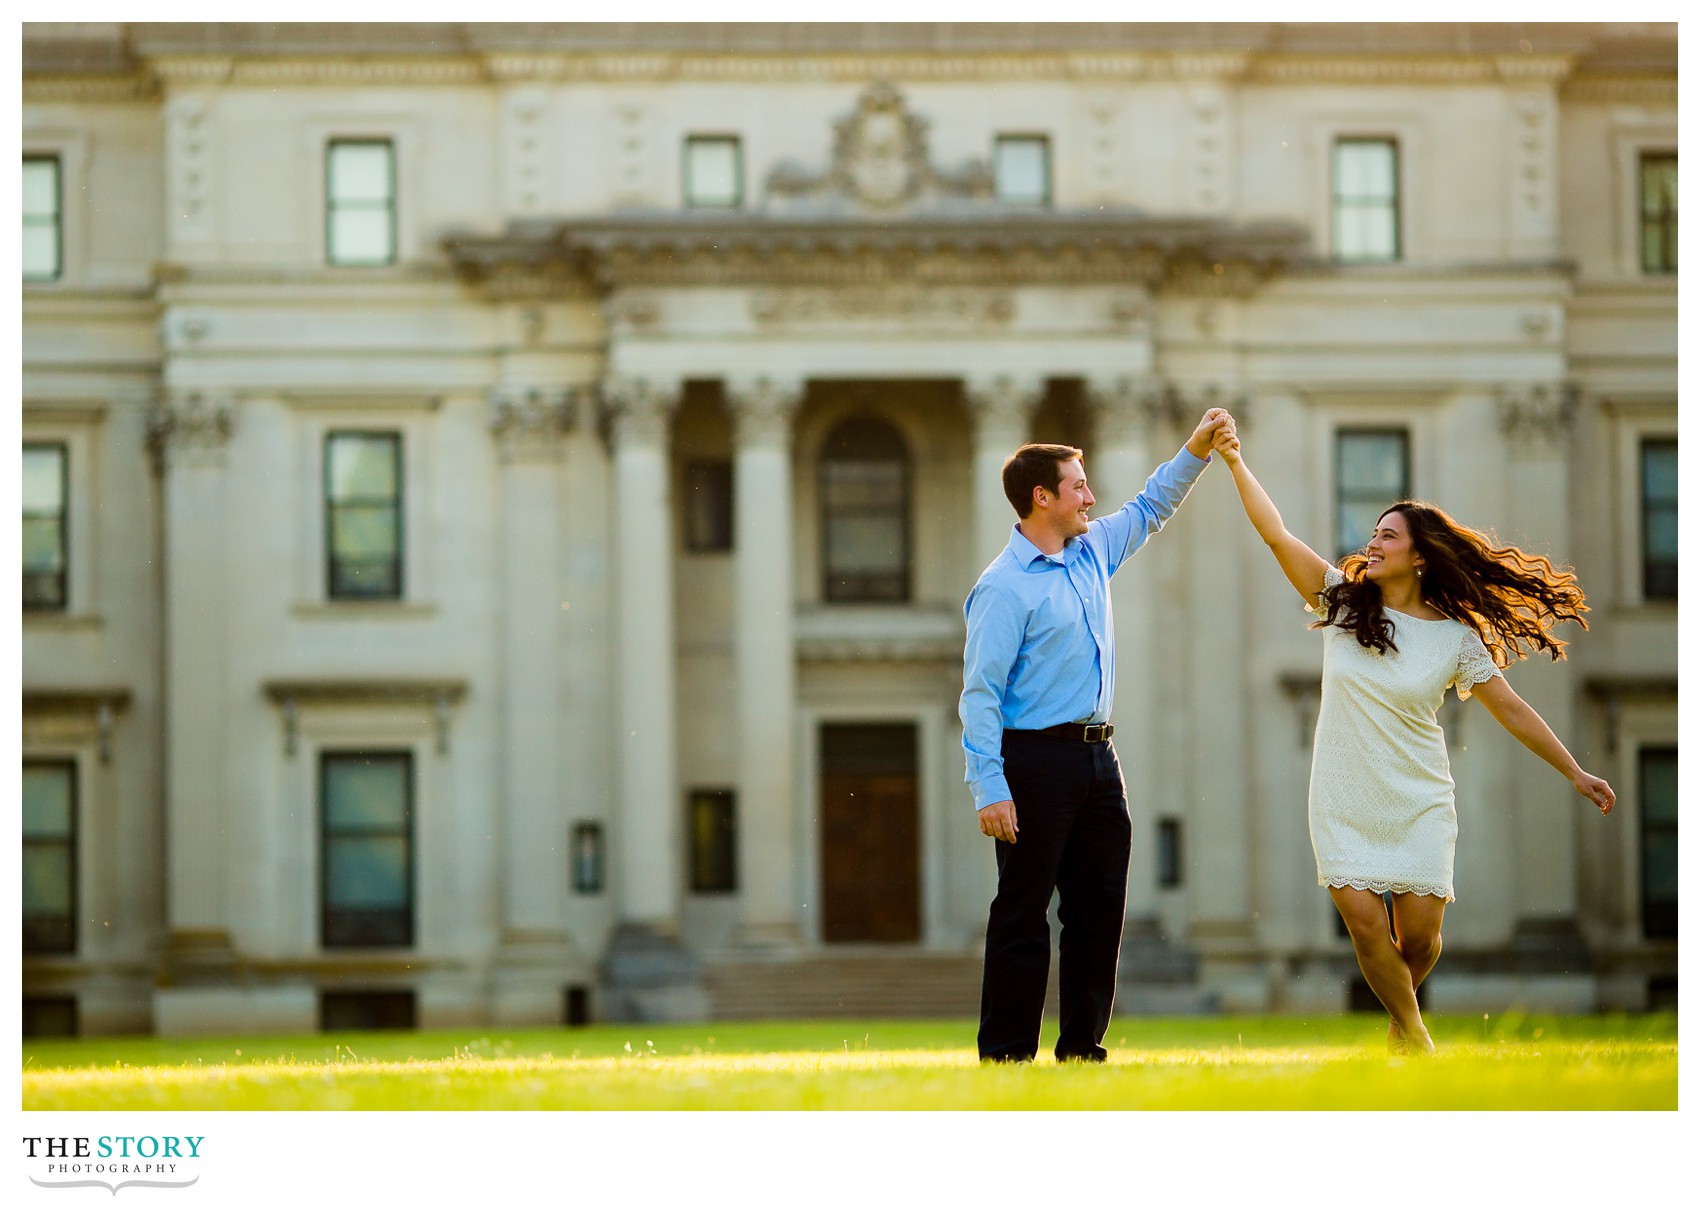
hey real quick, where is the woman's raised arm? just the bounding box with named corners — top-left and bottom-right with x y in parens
top-left (1213, 429), bottom-right (1330, 603)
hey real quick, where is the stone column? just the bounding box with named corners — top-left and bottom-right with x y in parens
top-left (1085, 378), bottom-right (1165, 919)
top-left (598, 375), bottom-right (702, 1020)
top-left (964, 375), bottom-right (1043, 571)
top-left (146, 390), bottom-right (239, 1020)
top-left (1495, 384), bottom-right (1586, 963)
top-left (726, 377), bottom-right (805, 946)
top-left (488, 386), bottom-right (577, 1019)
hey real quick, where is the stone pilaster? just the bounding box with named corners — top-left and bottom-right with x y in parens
top-left (726, 377), bottom-right (805, 945)
top-left (1495, 382), bottom-right (1583, 929)
top-left (146, 390), bottom-right (239, 990)
top-left (963, 375), bottom-right (1044, 570)
top-left (488, 385), bottom-right (577, 1018)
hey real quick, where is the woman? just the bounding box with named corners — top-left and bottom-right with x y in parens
top-left (1213, 426), bottom-right (1615, 1053)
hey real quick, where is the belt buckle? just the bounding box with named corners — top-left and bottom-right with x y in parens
top-left (1083, 724), bottom-right (1106, 743)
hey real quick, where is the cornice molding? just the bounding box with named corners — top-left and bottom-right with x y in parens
top-left (447, 213), bottom-right (1309, 293)
top-left (1560, 76), bottom-right (1678, 104)
top-left (23, 74), bottom-right (158, 102)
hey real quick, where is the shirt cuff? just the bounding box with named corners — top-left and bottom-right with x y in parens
top-left (972, 777), bottom-right (1012, 811)
top-left (1175, 446), bottom-right (1211, 472)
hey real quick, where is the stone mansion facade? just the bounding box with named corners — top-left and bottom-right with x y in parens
top-left (20, 22), bottom-right (1676, 1035)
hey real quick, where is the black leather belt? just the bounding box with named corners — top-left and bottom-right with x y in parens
top-left (1033, 722), bottom-right (1114, 743)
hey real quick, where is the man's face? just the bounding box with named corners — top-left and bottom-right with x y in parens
top-left (1036, 458), bottom-right (1094, 537)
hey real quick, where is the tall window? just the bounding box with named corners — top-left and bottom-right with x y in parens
top-left (688, 790), bottom-right (737, 894)
top-left (22, 442), bottom-right (68, 611)
top-left (684, 460), bottom-right (734, 553)
top-left (995, 135), bottom-right (1052, 206)
top-left (821, 417), bottom-right (910, 603)
top-left (23, 155), bottom-right (62, 281)
top-left (1641, 438), bottom-right (1677, 600)
top-left (1156, 817), bottom-right (1183, 889)
top-left (683, 136), bottom-right (743, 209)
top-left (1638, 746), bottom-right (1676, 940)
top-left (1332, 137), bottom-right (1401, 263)
top-left (23, 761), bottom-right (77, 955)
top-left (325, 432), bottom-right (402, 600)
top-left (1335, 429), bottom-right (1410, 560)
top-left (326, 139), bottom-right (397, 266)
top-left (321, 752), bottom-right (413, 948)
top-left (1639, 152), bottom-right (1677, 275)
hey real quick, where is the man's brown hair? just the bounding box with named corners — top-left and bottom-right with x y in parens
top-left (1002, 443), bottom-right (1083, 518)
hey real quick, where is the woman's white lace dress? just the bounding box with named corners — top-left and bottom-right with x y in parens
top-left (1304, 566), bottom-right (1502, 902)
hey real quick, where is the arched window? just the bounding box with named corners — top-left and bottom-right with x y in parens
top-left (820, 416), bottom-right (910, 603)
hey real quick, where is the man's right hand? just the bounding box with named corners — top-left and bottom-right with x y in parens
top-left (978, 799), bottom-right (1019, 843)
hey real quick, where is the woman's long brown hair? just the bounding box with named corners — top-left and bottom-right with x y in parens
top-left (1314, 501), bottom-right (1588, 666)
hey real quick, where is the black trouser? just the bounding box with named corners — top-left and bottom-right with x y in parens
top-left (978, 729), bottom-right (1131, 1062)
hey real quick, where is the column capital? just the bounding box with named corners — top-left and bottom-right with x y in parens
top-left (1496, 382), bottom-right (1577, 458)
top-left (962, 375), bottom-right (1044, 433)
top-left (600, 376), bottom-right (682, 449)
top-left (1085, 375), bottom-right (1176, 444)
top-left (726, 377), bottom-right (805, 448)
top-left (146, 389), bottom-right (236, 473)
top-left (488, 385), bottom-right (580, 461)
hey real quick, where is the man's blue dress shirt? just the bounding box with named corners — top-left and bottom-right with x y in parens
top-left (959, 448), bottom-right (1210, 810)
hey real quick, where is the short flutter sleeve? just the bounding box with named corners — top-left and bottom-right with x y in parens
top-left (1303, 565), bottom-right (1346, 616)
top-left (1452, 629), bottom-right (1503, 700)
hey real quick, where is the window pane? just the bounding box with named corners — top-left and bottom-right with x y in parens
top-left (21, 446), bottom-right (64, 512)
top-left (23, 159), bottom-right (59, 216)
top-left (686, 138), bottom-right (740, 207)
top-left (326, 837), bottom-right (409, 909)
top-left (22, 225), bottom-right (60, 280)
top-left (331, 506), bottom-right (398, 560)
top-left (22, 764), bottom-right (73, 835)
top-left (1339, 433), bottom-right (1406, 493)
top-left (324, 757), bottom-right (409, 829)
top-left (22, 518), bottom-right (65, 574)
top-left (685, 461), bottom-right (733, 552)
top-left (329, 144), bottom-right (393, 203)
top-left (995, 137), bottom-right (1050, 205)
top-left (328, 435), bottom-right (399, 499)
top-left (824, 462), bottom-right (903, 508)
top-left (23, 843), bottom-right (73, 914)
top-left (1643, 442), bottom-right (1678, 500)
top-left (329, 209), bottom-right (394, 265)
top-left (828, 516), bottom-right (906, 574)
top-left (1335, 141), bottom-right (1395, 198)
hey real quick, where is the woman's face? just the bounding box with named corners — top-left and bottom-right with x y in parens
top-left (1363, 509), bottom-right (1426, 583)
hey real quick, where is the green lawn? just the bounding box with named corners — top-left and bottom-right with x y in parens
top-left (22, 1012), bottom-right (1675, 1111)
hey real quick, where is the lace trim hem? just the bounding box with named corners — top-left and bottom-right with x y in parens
top-left (1320, 876), bottom-right (1455, 903)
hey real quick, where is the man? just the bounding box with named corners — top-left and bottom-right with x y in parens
top-left (960, 408), bottom-right (1232, 1062)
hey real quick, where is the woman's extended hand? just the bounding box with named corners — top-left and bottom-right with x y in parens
top-left (1573, 771), bottom-right (1616, 815)
top-left (1214, 426), bottom-right (1243, 465)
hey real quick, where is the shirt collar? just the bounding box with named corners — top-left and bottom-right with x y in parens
top-left (1007, 522), bottom-right (1078, 569)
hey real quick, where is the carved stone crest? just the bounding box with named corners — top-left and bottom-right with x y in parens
top-left (767, 82), bottom-right (991, 212)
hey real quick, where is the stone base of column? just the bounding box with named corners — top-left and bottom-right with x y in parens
top-left (490, 929), bottom-right (587, 1026)
top-left (735, 922), bottom-right (805, 950)
top-left (156, 929), bottom-right (240, 986)
top-left (599, 922), bottom-right (710, 1023)
top-left (1114, 915), bottom-right (1220, 1016)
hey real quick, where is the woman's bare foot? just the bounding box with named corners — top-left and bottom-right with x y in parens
top-left (1389, 1019), bottom-right (1436, 1055)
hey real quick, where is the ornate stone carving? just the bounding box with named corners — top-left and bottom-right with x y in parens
top-left (145, 390), bottom-right (235, 472)
top-left (488, 386), bottom-right (579, 459)
top-left (600, 376), bottom-right (681, 449)
top-left (165, 94), bottom-right (214, 244)
top-left (963, 375), bottom-right (1045, 434)
top-left (748, 286), bottom-right (1013, 328)
top-left (767, 82), bottom-right (991, 212)
top-left (1496, 383), bottom-right (1577, 456)
top-left (504, 87), bottom-right (548, 215)
top-left (726, 378), bottom-right (805, 449)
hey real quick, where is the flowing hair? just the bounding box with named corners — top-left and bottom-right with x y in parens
top-left (1314, 501), bottom-right (1589, 666)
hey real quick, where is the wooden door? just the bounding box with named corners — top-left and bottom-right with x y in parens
top-left (819, 725), bottom-right (919, 943)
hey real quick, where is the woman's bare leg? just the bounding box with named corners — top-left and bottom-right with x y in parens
top-left (1329, 886), bottom-right (1435, 1054)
